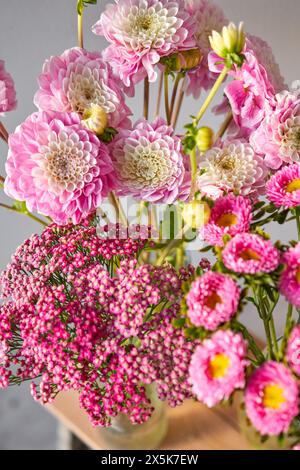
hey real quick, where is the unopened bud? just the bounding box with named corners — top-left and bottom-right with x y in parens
top-left (161, 49), bottom-right (202, 73)
top-left (196, 127), bottom-right (214, 152)
top-left (82, 105), bottom-right (108, 136)
top-left (209, 22), bottom-right (245, 64)
top-left (182, 200), bottom-right (211, 230)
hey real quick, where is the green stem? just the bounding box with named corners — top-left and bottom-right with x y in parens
top-left (189, 147), bottom-right (198, 200)
top-left (78, 11), bottom-right (84, 48)
top-left (164, 72), bottom-right (171, 124)
top-left (0, 203), bottom-right (48, 226)
top-left (280, 304), bottom-right (294, 356)
top-left (232, 321), bottom-right (265, 364)
top-left (108, 191), bottom-right (128, 227)
top-left (170, 79), bottom-right (185, 129)
top-left (143, 77), bottom-right (150, 120)
top-left (170, 73), bottom-right (183, 116)
top-left (269, 316), bottom-right (279, 358)
top-left (214, 111), bottom-right (233, 142)
top-left (155, 71), bottom-right (164, 118)
top-left (253, 286), bottom-right (274, 359)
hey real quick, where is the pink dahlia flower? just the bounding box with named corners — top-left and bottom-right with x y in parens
top-left (185, 0), bottom-right (227, 98)
top-left (280, 243), bottom-right (300, 308)
top-left (287, 326), bottom-right (300, 377)
top-left (110, 118), bottom-right (187, 203)
top-left (92, 0), bottom-right (196, 88)
top-left (186, 271), bottom-right (240, 331)
top-left (245, 361), bottom-right (299, 436)
top-left (204, 195), bottom-right (252, 247)
top-left (197, 140), bottom-right (267, 200)
top-left (0, 60), bottom-right (17, 115)
top-left (250, 91), bottom-right (300, 169)
top-left (266, 163), bottom-right (300, 208)
top-left (34, 47), bottom-right (131, 130)
top-left (189, 330), bottom-right (248, 407)
top-left (222, 233), bottom-right (279, 274)
top-left (5, 111), bottom-right (115, 225)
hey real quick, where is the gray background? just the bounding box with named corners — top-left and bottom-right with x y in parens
top-left (0, 0), bottom-right (299, 449)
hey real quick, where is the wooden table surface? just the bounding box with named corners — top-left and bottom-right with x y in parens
top-left (47, 391), bottom-right (251, 450)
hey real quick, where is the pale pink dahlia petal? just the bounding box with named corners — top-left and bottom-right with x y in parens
top-left (266, 163), bottom-right (300, 208)
top-left (93, 0), bottom-right (197, 88)
top-left (280, 243), bottom-right (300, 308)
top-left (189, 330), bottom-right (248, 407)
top-left (287, 326), bottom-right (300, 377)
top-left (5, 111), bottom-right (115, 225)
top-left (222, 233), bottom-right (280, 274)
top-left (110, 117), bottom-right (187, 203)
top-left (0, 60), bottom-right (17, 115)
top-left (245, 361), bottom-right (299, 436)
top-left (204, 195), bottom-right (252, 247)
top-left (186, 271), bottom-right (240, 331)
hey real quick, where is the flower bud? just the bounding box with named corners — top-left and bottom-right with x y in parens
top-left (182, 200), bottom-right (211, 230)
top-left (161, 49), bottom-right (202, 73)
top-left (82, 104), bottom-right (108, 136)
top-left (209, 22), bottom-right (245, 61)
top-left (196, 127), bottom-right (214, 152)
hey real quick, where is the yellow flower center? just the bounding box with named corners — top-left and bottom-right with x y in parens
top-left (217, 213), bottom-right (238, 228)
top-left (296, 266), bottom-right (300, 285)
top-left (263, 384), bottom-right (286, 410)
top-left (240, 249), bottom-right (260, 261)
top-left (286, 179), bottom-right (300, 193)
top-left (205, 292), bottom-right (222, 310)
top-left (209, 354), bottom-right (230, 379)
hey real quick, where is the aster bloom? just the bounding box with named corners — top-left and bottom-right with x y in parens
top-left (185, 0), bottom-right (227, 98)
top-left (266, 163), bottom-right (300, 208)
top-left (34, 47), bottom-right (131, 131)
top-left (204, 195), bottom-right (252, 247)
top-left (186, 271), bottom-right (240, 331)
top-left (0, 60), bottom-right (17, 115)
top-left (110, 118), bottom-right (187, 203)
top-left (250, 91), bottom-right (300, 169)
top-left (245, 361), bottom-right (299, 436)
top-left (222, 233), bottom-right (280, 274)
top-left (189, 330), bottom-right (248, 407)
top-left (92, 0), bottom-right (196, 88)
top-left (279, 243), bottom-right (300, 308)
top-left (4, 111), bottom-right (115, 225)
top-left (197, 140), bottom-right (267, 200)
top-left (287, 326), bottom-right (300, 377)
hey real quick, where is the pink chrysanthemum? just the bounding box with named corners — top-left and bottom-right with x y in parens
top-left (245, 361), bottom-right (299, 436)
top-left (186, 271), bottom-right (240, 331)
top-left (110, 118), bottom-right (186, 203)
top-left (280, 243), bottom-right (300, 308)
top-left (204, 195), bottom-right (252, 247)
top-left (250, 91), bottom-right (300, 169)
top-left (5, 111), bottom-right (115, 225)
top-left (184, 0), bottom-right (227, 98)
top-left (222, 233), bottom-right (279, 274)
top-left (287, 326), bottom-right (300, 377)
top-left (266, 163), bottom-right (300, 208)
top-left (189, 330), bottom-right (248, 407)
top-left (92, 0), bottom-right (196, 88)
top-left (34, 47), bottom-right (131, 130)
top-left (0, 60), bottom-right (17, 115)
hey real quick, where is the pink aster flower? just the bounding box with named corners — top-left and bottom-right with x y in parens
top-left (186, 271), bottom-right (240, 331)
top-left (287, 326), bottom-right (300, 377)
top-left (189, 330), bottom-right (248, 407)
top-left (204, 195), bottom-right (252, 247)
top-left (197, 140), bottom-right (267, 200)
top-left (250, 91), bottom-right (300, 169)
top-left (0, 60), bottom-right (17, 115)
top-left (266, 163), bottom-right (300, 208)
top-left (92, 0), bottom-right (196, 88)
top-left (34, 47), bottom-right (131, 130)
top-left (279, 243), bottom-right (300, 308)
top-left (245, 361), bottom-right (299, 436)
top-left (184, 0), bottom-right (227, 98)
top-left (110, 117), bottom-right (186, 203)
top-left (5, 111), bottom-right (115, 225)
top-left (222, 233), bottom-right (280, 274)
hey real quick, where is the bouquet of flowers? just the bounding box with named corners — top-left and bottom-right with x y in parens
top-left (0, 0), bottom-right (299, 450)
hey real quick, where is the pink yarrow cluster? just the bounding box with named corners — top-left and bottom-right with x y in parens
top-left (0, 60), bottom-right (17, 115)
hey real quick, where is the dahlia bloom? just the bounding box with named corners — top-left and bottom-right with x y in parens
top-left (266, 163), bottom-right (300, 208)
top-left (197, 140), bottom-right (267, 200)
top-left (287, 326), bottom-right (300, 377)
top-left (280, 243), bottom-right (300, 308)
top-left (5, 111), bottom-right (115, 224)
top-left (245, 361), bottom-right (299, 436)
top-left (222, 233), bottom-right (280, 274)
top-left (204, 195), bottom-right (252, 247)
top-left (0, 60), bottom-right (17, 115)
top-left (110, 118), bottom-right (187, 203)
top-left (93, 0), bottom-right (196, 88)
top-left (185, 0), bottom-right (227, 98)
top-left (250, 91), bottom-right (300, 169)
top-left (189, 330), bottom-right (248, 407)
top-left (186, 271), bottom-right (240, 331)
top-left (34, 47), bottom-right (131, 130)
